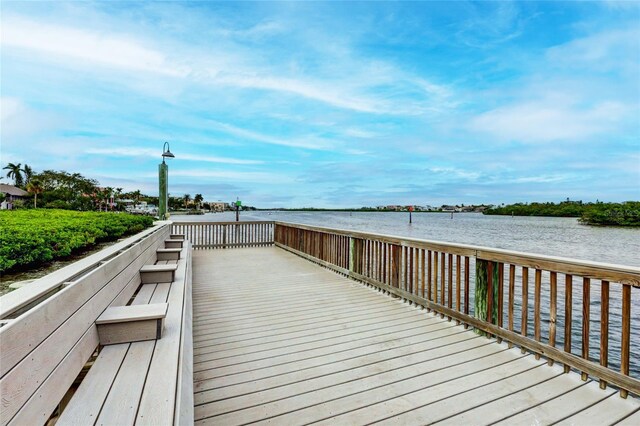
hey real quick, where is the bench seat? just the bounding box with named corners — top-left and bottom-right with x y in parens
top-left (58, 242), bottom-right (193, 425)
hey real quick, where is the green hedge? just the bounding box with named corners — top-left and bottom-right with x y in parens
top-left (0, 210), bottom-right (154, 273)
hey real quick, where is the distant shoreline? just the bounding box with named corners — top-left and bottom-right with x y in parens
top-left (256, 209), bottom-right (478, 213)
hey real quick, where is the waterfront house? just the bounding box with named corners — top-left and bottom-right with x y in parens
top-left (210, 201), bottom-right (230, 212)
top-left (0, 183), bottom-right (29, 209)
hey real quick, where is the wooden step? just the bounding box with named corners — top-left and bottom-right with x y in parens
top-left (156, 248), bottom-right (181, 261)
top-left (170, 234), bottom-right (185, 240)
top-left (139, 264), bottom-right (178, 283)
top-left (165, 239), bottom-right (184, 249)
top-left (96, 303), bottom-right (168, 345)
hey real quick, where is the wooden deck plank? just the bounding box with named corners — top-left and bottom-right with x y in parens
top-left (192, 296), bottom-right (397, 338)
top-left (131, 284), bottom-right (157, 306)
top-left (194, 333), bottom-right (493, 404)
top-left (616, 408), bottom-right (640, 425)
top-left (193, 303), bottom-right (416, 346)
top-left (193, 309), bottom-right (443, 366)
top-left (433, 371), bottom-right (586, 425)
top-left (56, 345), bottom-right (129, 425)
top-left (494, 380), bottom-right (615, 426)
top-left (96, 341), bottom-right (155, 425)
top-left (191, 247), bottom-right (640, 426)
top-left (195, 311), bottom-right (442, 352)
top-left (556, 393), bottom-right (640, 425)
top-left (194, 337), bottom-right (499, 420)
top-left (193, 318), bottom-right (453, 391)
top-left (246, 355), bottom-right (544, 426)
top-left (196, 317), bottom-right (448, 362)
top-left (193, 316), bottom-right (455, 383)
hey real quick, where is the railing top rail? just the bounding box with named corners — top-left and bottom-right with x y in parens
top-left (274, 221), bottom-right (640, 285)
top-left (171, 220), bottom-right (275, 225)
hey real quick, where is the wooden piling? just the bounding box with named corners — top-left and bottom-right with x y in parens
top-left (475, 259), bottom-right (499, 335)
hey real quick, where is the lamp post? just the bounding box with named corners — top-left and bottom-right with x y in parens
top-left (159, 142), bottom-right (175, 220)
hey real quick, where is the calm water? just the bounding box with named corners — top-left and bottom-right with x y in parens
top-left (175, 211), bottom-right (640, 266)
top-left (175, 211), bottom-right (640, 379)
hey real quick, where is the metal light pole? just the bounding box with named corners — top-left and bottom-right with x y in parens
top-left (159, 142), bottom-right (175, 220)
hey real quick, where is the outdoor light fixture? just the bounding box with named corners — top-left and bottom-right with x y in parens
top-left (162, 141), bottom-right (175, 163)
top-left (159, 141), bottom-right (175, 220)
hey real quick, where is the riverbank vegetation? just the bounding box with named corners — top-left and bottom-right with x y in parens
top-left (2, 163), bottom-right (225, 213)
top-left (0, 209), bottom-right (153, 273)
top-left (484, 201), bottom-right (640, 226)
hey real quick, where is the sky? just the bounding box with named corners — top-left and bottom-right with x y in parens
top-left (1, 1), bottom-right (639, 208)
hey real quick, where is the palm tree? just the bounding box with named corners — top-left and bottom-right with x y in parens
top-left (96, 188), bottom-right (107, 211)
top-left (194, 194), bottom-right (204, 210)
top-left (3, 163), bottom-right (24, 187)
top-left (102, 187), bottom-right (114, 211)
top-left (26, 179), bottom-right (44, 208)
top-left (114, 187), bottom-right (123, 209)
top-left (22, 164), bottom-right (34, 186)
top-left (183, 193), bottom-right (191, 209)
top-left (132, 190), bottom-right (142, 207)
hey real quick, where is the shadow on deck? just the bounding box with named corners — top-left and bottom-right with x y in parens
top-left (192, 247), bottom-right (639, 425)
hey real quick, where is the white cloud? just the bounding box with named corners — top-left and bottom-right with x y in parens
top-left (215, 74), bottom-right (382, 114)
top-left (0, 97), bottom-right (22, 122)
top-left (427, 167), bottom-right (482, 181)
top-left (343, 128), bottom-right (378, 139)
top-left (151, 169), bottom-right (289, 184)
top-left (84, 147), bottom-right (263, 165)
top-left (345, 149), bottom-right (369, 155)
top-left (1, 17), bottom-right (189, 77)
top-left (469, 100), bottom-right (629, 143)
top-left (0, 97), bottom-right (64, 141)
top-left (206, 120), bottom-right (335, 150)
top-left (510, 175), bottom-right (572, 184)
top-left (546, 27), bottom-right (640, 73)
top-left (1, 14), bottom-right (453, 117)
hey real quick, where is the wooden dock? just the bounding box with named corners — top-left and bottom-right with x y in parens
top-left (2, 221), bottom-right (638, 425)
top-left (192, 247), bottom-right (640, 425)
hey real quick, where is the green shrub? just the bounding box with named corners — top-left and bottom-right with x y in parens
top-left (0, 210), bottom-right (154, 273)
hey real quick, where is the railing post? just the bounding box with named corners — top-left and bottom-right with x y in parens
top-left (349, 237), bottom-right (354, 275)
top-left (223, 224), bottom-right (227, 249)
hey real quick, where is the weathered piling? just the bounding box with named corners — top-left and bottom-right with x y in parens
top-left (474, 259), bottom-right (499, 336)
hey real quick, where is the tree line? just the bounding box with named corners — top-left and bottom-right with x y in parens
top-left (2, 162), bottom-right (215, 212)
top-left (484, 200), bottom-right (640, 226)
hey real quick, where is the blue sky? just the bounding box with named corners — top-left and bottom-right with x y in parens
top-left (1, 1), bottom-right (638, 207)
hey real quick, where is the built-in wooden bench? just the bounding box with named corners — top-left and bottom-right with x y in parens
top-left (57, 240), bottom-right (193, 425)
top-left (0, 223), bottom-right (175, 425)
top-left (96, 303), bottom-right (168, 345)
